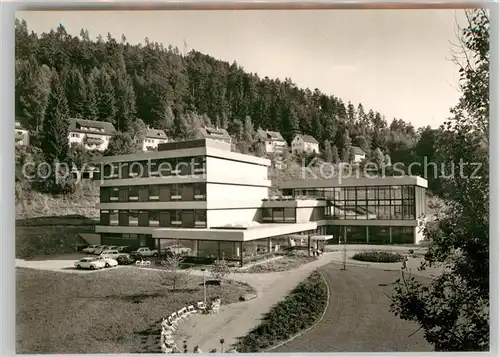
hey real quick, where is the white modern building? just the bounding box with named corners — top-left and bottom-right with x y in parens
top-left (68, 119), bottom-right (116, 151)
top-left (256, 129), bottom-right (287, 155)
top-left (15, 121), bottom-right (30, 147)
top-left (94, 138), bottom-right (428, 266)
top-left (291, 134), bottom-right (319, 155)
top-left (137, 127), bottom-right (168, 151)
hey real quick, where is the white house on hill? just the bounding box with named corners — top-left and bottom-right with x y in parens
top-left (256, 129), bottom-right (287, 155)
top-left (196, 126), bottom-right (232, 145)
top-left (68, 119), bottom-right (116, 152)
top-left (291, 134), bottom-right (319, 154)
top-left (351, 146), bottom-right (366, 163)
top-left (15, 121), bottom-right (30, 147)
top-left (138, 127), bottom-right (168, 151)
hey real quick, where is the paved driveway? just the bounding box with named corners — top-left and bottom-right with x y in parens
top-left (273, 264), bottom-right (432, 352)
top-left (15, 253), bottom-right (122, 274)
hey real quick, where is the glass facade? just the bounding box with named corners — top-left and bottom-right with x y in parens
top-left (324, 186), bottom-right (416, 220)
top-left (262, 207), bottom-right (296, 223)
top-left (100, 183), bottom-right (206, 203)
top-left (327, 225), bottom-right (415, 244)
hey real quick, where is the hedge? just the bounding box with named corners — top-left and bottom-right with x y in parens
top-left (351, 251), bottom-right (405, 263)
top-left (232, 270), bottom-right (328, 352)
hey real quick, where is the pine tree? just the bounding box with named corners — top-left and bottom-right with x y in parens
top-left (323, 140), bottom-right (333, 163)
top-left (96, 67), bottom-right (117, 123)
top-left (15, 57), bottom-right (51, 133)
top-left (41, 69), bottom-right (70, 162)
top-left (156, 105), bottom-right (175, 137)
top-left (340, 129), bottom-right (351, 162)
top-left (83, 71), bottom-right (99, 120)
top-left (104, 132), bottom-right (137, 156)
top-left (64, 66), bottom-right (87, 118)
top-left (371, 147), bottom-right (385, 170)
top-left (331, 145), bottom-right (340, 164)
top-left (113, 69), bottom-right (136, 131)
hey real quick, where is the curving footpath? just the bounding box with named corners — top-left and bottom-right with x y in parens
top-left (272, 264), bottom-right (433, 352)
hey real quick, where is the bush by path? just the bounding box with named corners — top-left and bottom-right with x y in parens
top-left (351, 251), bottom-right (405, 263)
top-left (232, 270), bottom-right (328, 352)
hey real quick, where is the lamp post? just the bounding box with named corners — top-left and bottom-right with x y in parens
top-left (201, 268), bottom-right (207, 304)
top-left (220, 338), bottom-right (225, 353)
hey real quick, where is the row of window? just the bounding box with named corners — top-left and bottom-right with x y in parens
top-left (102, 156), bottom-right (206, 180)
top-left (285, 185), bottom-right (416, 201)
top-left (262, 207), bottom-right (297, 223)
top-left (100, 209), bottom-right (207, 228)
top-left (328, 225), bottom-right (415, 244)
top-left (100, 183), bottom-right (207, 203)
top-left (325, 203), bottom-right (416, 220)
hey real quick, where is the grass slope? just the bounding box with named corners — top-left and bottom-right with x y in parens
top-left (16, 267), bottom-right (255, 354)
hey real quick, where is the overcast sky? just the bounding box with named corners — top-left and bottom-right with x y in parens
top-left (17, 9), bottom-right (468, 128)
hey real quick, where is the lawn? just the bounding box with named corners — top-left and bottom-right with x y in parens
top-left (240, 255), bottom-right (317, 273)
top-left (16, 267), bottom-right (255, 354)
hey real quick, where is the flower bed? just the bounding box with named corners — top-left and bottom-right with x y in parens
top-left (351, 251), bottom-right (405, 263)
top-left (232, 270), bottom-right (328, 352)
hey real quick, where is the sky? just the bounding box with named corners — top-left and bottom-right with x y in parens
top-left (17, 9), bottom-right (468, 128)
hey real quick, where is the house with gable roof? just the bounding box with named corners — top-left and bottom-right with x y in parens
top-left (291, 134), bottom-right (319, 155)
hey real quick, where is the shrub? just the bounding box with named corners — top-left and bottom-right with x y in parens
top-left (351, 251), bottom-right (405, 263)
top-left (233, 270), bottom-right (328, 352)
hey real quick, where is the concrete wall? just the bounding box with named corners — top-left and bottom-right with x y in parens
top-left (206, 183), bottom-right (268, 206)
top-left (206, 208), bottom-right (261, 227)
top-left (205, 156), bottom-right (269, 185)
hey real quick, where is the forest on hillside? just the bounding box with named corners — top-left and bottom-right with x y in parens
top-left (15, 18), bottom-right (442, 194)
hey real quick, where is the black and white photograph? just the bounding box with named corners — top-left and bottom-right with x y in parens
top-left (13, 6), bottom-right (490, 354)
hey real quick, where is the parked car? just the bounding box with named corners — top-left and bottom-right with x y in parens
top-left (95, 256), bottom-right (118, 268)
top-left (74, 257), bottom-right (106, 270)
top-left (165, 245), bottom-right (192, 255)
top-left (99, 249), bottom-right (122, 259)
top-left (116, 246), bottom-right (130, 253)
top-left (116, 255), bottom-right (135, 265)
top-left (93, 245), bottom-right (110, 255)
top-left (107, 246), bottom-right (119, 250)
top-left (82, 245), bottom-right (100, 254)
top-left (131, 247), bottom-right (159, 257)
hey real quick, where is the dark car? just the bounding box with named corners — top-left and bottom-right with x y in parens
top-left (116, 255), bottom-right (135, 265)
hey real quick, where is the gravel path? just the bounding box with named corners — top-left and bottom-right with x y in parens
top-left (272, 264), bottom-right (433, 352)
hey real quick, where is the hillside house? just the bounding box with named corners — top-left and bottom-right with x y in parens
top-left (256, 129), bottom-right (287, 155)
top-left (351, 146), bottom-right (366, 163)
top-left (68, 119), bottom-right (116, 152)
top-left (137, 127), bottom-right (168, 151)
top-left (195, 126), bottom-right (232, 145)
top-left (291, 134), bottom-right (319, 155)
top-left (15, 121), bottom-right (29, 147)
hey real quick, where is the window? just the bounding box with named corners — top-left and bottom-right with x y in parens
top-left (149, 185), bottom-right (160, 201)
top-left (284, 208), bottom-right (296, 223)
top-left (150, 211), bottom-right (159, 227)
top-left (138, 211), bottom-right (149, 226)
top-left (129, 186), bottom-right (139, 200)
top-left (100, 187), bottom-right (110, 203)
top-left (129, 211), bottom-right (139, 226)
top-left (171, 185), bottom-right (181, 200)
top-left (194, 210), bottom-right (207, 228)
top-left (171, 211), bottom-right (182, 225)
top-left (159, 211), bottom-right (171, 227)
top-left (273, 208), bottom-right (285, 223)
top-left (194, 183), bottom-right (206, 200)
top-left (109, 188), bottom-right (119, 201)
top-left (109, 210), bottom-right (118, 226)
top-left (118, 187), bottom-right (128, 202)
top-left (262, 208), bottom-right (273, 222)
top-left (118, 210), bottom-right (129, 226)
top-left (100, 210), bottom-right (110, 225)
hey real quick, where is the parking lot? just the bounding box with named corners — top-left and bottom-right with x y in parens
top-left (15, 252), bottom-right (131, 274)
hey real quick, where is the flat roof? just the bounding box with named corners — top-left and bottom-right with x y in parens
top-left (279, 176), bottom-right (428, 189)
top-left (96, 144), bottom-right (270, 167)
top-left (152, 222), bottom-right (317, 242)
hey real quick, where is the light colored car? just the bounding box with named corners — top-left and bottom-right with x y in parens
top-left (82, 245), bottom-right (99, 254)
top-left (93, 245), bottom-right (109, 255)
top-left (96, 256), bottom-right (118, 268)
top-left (74, 257), bottom-right (106, 270)
top-left (100, 250), bottom-right (122, 259)
top-left (131, 247), bottom-right (159, 257)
